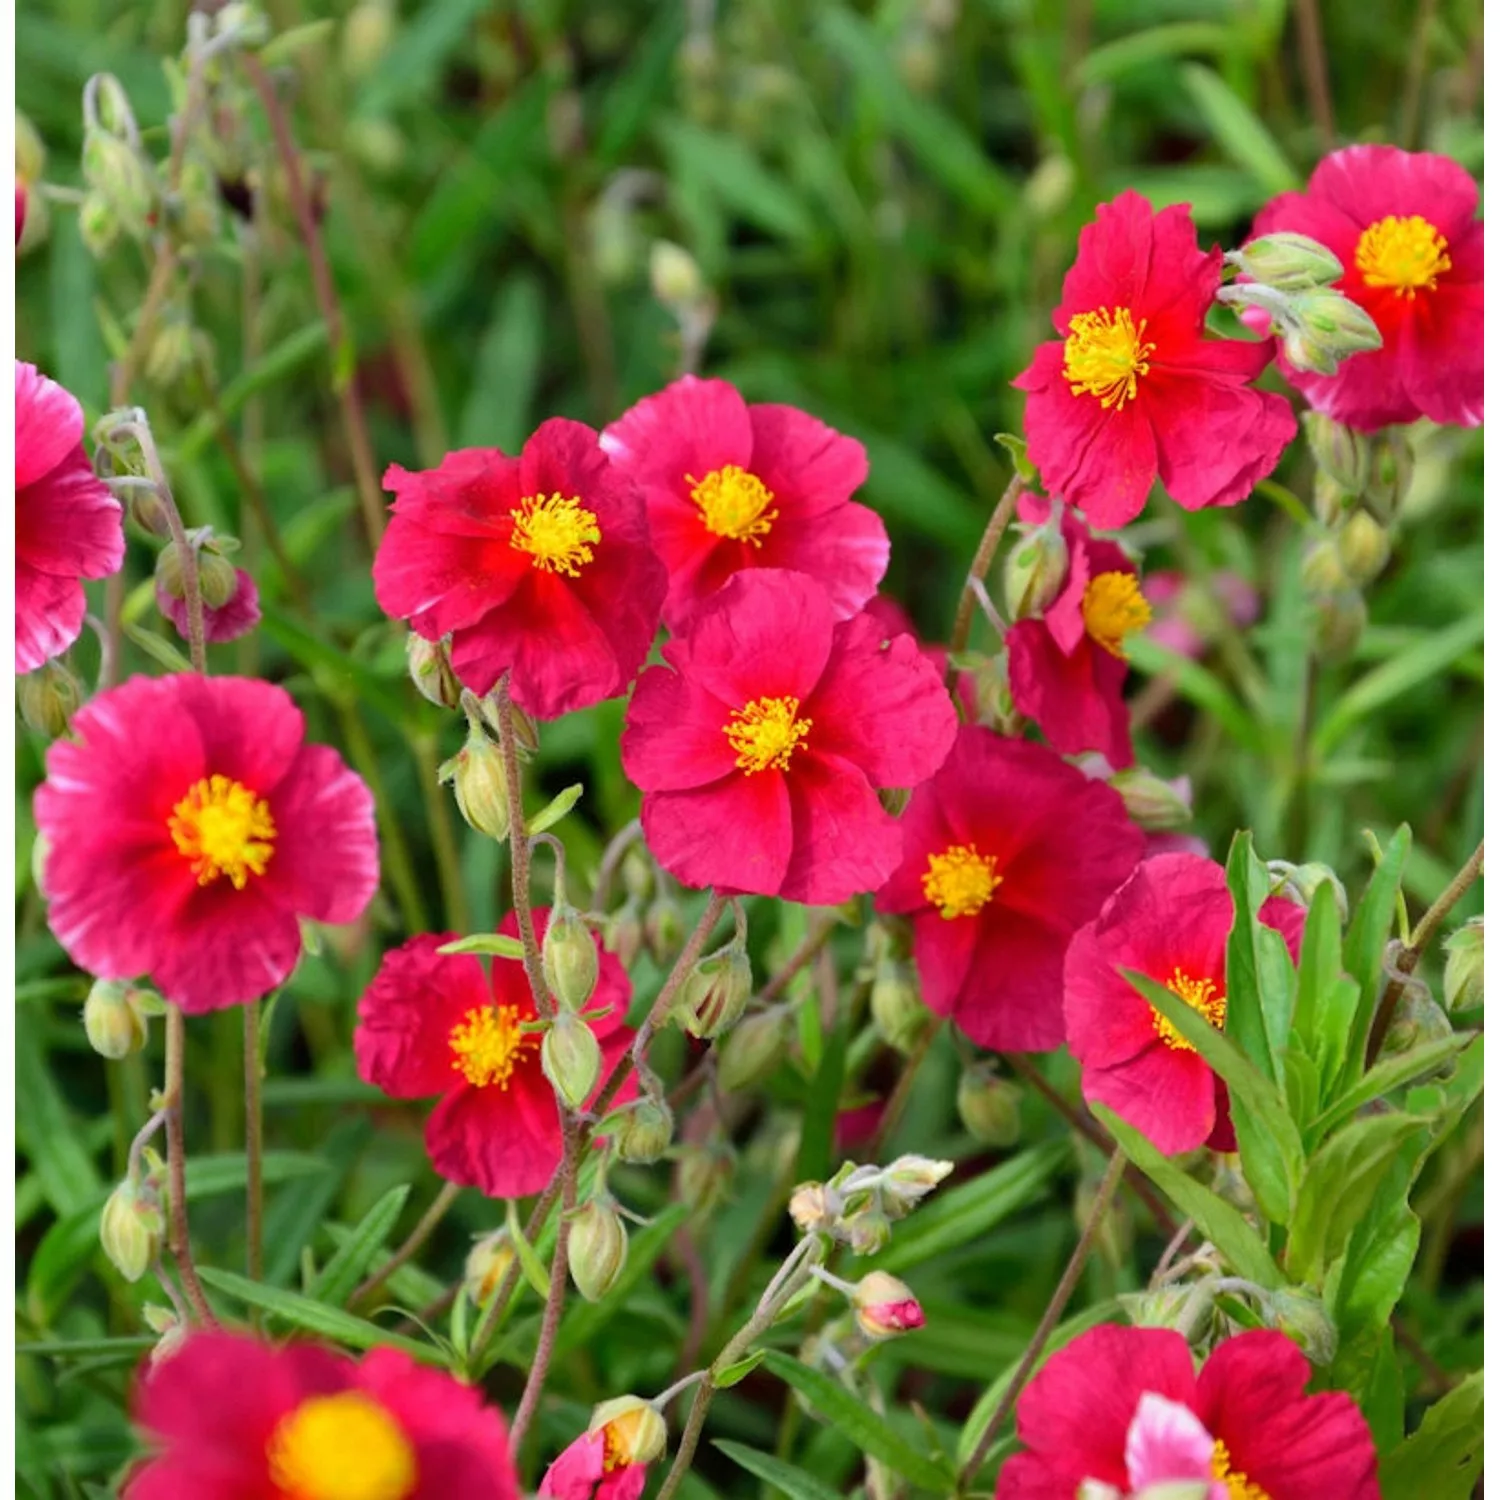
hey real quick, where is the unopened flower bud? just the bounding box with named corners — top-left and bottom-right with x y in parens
top-left (1312, 471), bottom-right (1358, 529)
top-left (17, 657), bottom-right (82, 738)
top-left (1109, 767), bottom-right (1194, 832)
top-left (644, 894), bottom-right (685, 966)
top-left (83, 979), bottom-right (149, 1059)
top-left (567, 1198), bottom-right (628, 1302)
top-left (1443, 918), bottom-right (1483, 1011)
top-left (1364, 431), bottom-right (1415, 523)
top-left (1124, 1285), bottom-right (1213, 1345)
top-left (542, 1011), bottom-right (602, 1108)
top-left (589, 1396), bottom-right (667, 1465)
top-left (676, 943), bottom-right (752, 1039)
top-left (464, 1228), bottom-right (517, 1306)
top-left (604, 900), bottom-right (644, 970)
top-left (956, 1063), bottom-right (1023, 1147)
top-left (1002, 523), bottom-right (1069, 620)
top-left (154, 542), bottom-right (187, 601)
top-left (715, 1007), bottom-right (789, 1092)
top-left (788, 1180), bottom-right (840, 1236)
top-left (1228, 232), bottom-right (1343, 290)
top-left (195, 548), bottom-right (239, 609)
top-left (16, 110), bottom-right (45, 189)
top-left (342, 0), bottom-right (395, 79)
top-left (879, 1155), bottom-right (953, 1216)
top-left (78, 190), bottom-right (119, 258)
top-left (1303, 412), bottom-right (1370, 495)
top-left (439, 724), bottom-right (511, 841)
top-left (1267, 1287), bottom-right (1338, 1365)
top-left (1282, 289), bottom-right (1382, 373)
top-left (406, 633), bottom-right (462, 710)
top-left (82, 128), bottom-right (156, 236)
top-left (1266, 860), bottom-right (1349, 923)
top-left (31, 831), bottom-right (52, 898)
top-left (613, 1096), bottom-right (675, 1163)
top-left (649, 240), bottom-right (704, 308)
top-left (141, 1302), bottom-right (188, 1366)
top-left (1380, 986), bottom-right (1454, 1067)
top-left (878, 784), bottom-right (912, 817)
top-left (543, 905), bottom-right (599, 1012)
top-left (621, 849), bottom-right (653, 902)
top-left (870, 959), bottom-right (928, 1054)
top-left (1336, 510), bottom-right (1391, 587)
top-left (839, 1210), bottom-right (891, 1257)
top-left (676, 1142), bottom-right (734, 1220)
top-left (1299, 537), bottom-right (1348, 595)
top-left (852, 1271), bottom-right (925, 1340)
top-left (100, 1164), bottom-right (165, 1283)
top-left (1310, 588), bottom-right (1366, 660)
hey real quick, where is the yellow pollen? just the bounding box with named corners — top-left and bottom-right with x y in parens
top-left (168, 774), bottom-right (276, 890)
top-left (1153, 967), bottom-right (1226, 1052)
top-left (449, 1003), bottom-right (536, 1089)
top-left (724, 696), bottom-right (812, 774)
top-left (1063, 306), bottom-right (1156, 410)
top-left (509, 492), bottom-right (601, 576)
top-left (922, 843), bottom-right (1001, 919)
top-left (266, 1391), bottom-right (417, 1500)
top-left (687, 465), bottom-right (779, 545)
top-left (1081, 571), bottom-right (1152, 657)
top-left (601, 1421), bottom-right (634, 1473)
top-left (1355, 214), bottom-right (1452, 299)
top-left (1211, 1438), bottom-right (1271, 1500)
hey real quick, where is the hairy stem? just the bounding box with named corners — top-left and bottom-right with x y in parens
top-left (411, 732), bottom-right (471, 935)
top-left (591, 817), bottom-right (643, 911)
top-left (164, 1005), bottom-right (215, 1325)
top-left (495, 674), bottom-right (553, 1016)
top-left (758, 914), bottom-right (840, 1006)
top-left (244, 1001), bottom-right (263, 1293)
top-left (947, 472), bottom-right (1024, 683)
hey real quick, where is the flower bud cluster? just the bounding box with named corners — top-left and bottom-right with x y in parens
top-left (788, 1155), bottom-right (952, 1256)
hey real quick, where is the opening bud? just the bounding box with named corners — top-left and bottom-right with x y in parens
top-left (788, 1180), bottom-right (841, 1236)
top-left (1108, 767), bottom-right (1194, 833)
top-left (566, 1198), bottom-right (628, 1302)
top-left (588, 1396), bottom-right (667, 1466)
top-left (1002, 521), bottom-right (1069, 620)
top-left (1302, 412), bottom-right (1370, 496)
top-left (644, 894), bottom-right (686, 967)
top-left (100, 1160), bottom-right (166, 1282)
top-left (541, 1011), bottom-right (603, 1109)
top-left (83, 979), bottom-right (151, 1060)
top-left (195, 546), bottom-right (240, 610)
top-left (464, 1228), bottom-right (517, 1307)
top-left (676, 942), bottom-right (753, 1039)
top-left (956, 1062), bottom-right (1023, 1148)
top-left (439, 722), bottom-right (511, 841)
top-left (870, 958), bottom-right (928, 1054)
top-left (851, 1270), bottom-right (925, 1340)
top-left (17, 657), bottom-right (82, 738)
top-left (1266, 1287), bottom-right (1338, 1366)
top-left (406, 633), bottom-right (463, 710)
top-left (543, 904), bottom-right (600, 1012)
top-left (1227, 232), bottom-right (1343, 290)
top-left (715, 1007), bottom-right (790, 1093)
top-left (1443, 917), bottom-right (1483, 1012)
top-left (613, 1096), bottom-right (675, 1164)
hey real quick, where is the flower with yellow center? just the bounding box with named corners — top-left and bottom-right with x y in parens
top-left (1152, 967), bottom-right (1226, 1051)
top-left (265, 1391), bottom-right (417, 1500)
top-left (687, 465), bottom-right (779, 545)
top-left (1081, 570), bottom-right (1152, 657)
top-left (1063, 306), bottom-right (1156, 410)
top-left (1354, 214), bottom-right (1452, 299)
top-left (509, 492), bottom-right (602, 577)
top-left (449, 1003), bottom-right (537, 1088)
top-left (1211, 1438), bottom-right (1271, 1500)
top-left (591, 1396), bottom-right (667, 1471)
top-left (723, 696), bottom-right (812, 774)
top-left (922, 843), bottom-right (1001, 919)
top-left (168, 774), bottom-right (277, 889)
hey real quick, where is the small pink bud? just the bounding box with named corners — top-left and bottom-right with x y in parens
top-left (852, 1271), bottom-right (924, 1340)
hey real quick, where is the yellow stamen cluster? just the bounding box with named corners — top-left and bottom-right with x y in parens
top-left (449, 1003), bottom-right (536, 1089)
top-left (509, 492), bottom-right (601, 576)
top-left (1063, 306), bottom-right (1156, 410)
top-left (922, 843), bottom-right (1001, 919)
top-left (688, 465), bottom-right (778, 544)
top-left (1082, 571), bottom-right (1153, 657)
top-left (168, 774), bottom-right (277, 889)
top-left (1354, 214), bottom-right (1452, 298)
top-left (724, 696), bottom-right (812, 774)
top-left (265, 1392), bottom-right (417, 1500)
top-left (1152, 968), bottom-right (1226, 1052)
top-left (1211, 1438), bottom-right (1271, 1500)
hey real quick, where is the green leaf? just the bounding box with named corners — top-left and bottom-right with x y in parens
top-left (1310, 1033), bottom-right (1474, 1141)
top-left (712, 1348), bottom-right (768, 1388)
top-left (257, 605), bottom-right (413, 726)
top-left (460, 275), bottom-right (545, 453)
top-left (259, 18), bottom-right (336, 65)
top-left (309, 1185), bottom-right (411, 1306)
top-left (713, 1440), bottom-right (845, 1500)
top-left (760, 1350), bottom-right (953, 1491)
top-left (657, 121), bottom-right (816, 243)
top-left (1379, 1370), bottom-right (1483, 1500)
top-left (526, 783), bottom-right (584, 836)
top-left (122, 621), bottom-right (195, 675)
top-left (1290, 880), bottom-right (1348, 1089)
top-left (1223, 831), bottom-right (1276, 1077)
top-left (1179, 63), bottom-right (1299, 196)
top-left (436, 933), bottom-right (527, 959)
top-left (1075, 22), bottom-right (1236, 85)
top-left (506, 1198), bottom-right (554, 1302)
top-left (1093, 1107), bottom-right (1283, 1287)
top-left (1123, 636), bottom-right (1260, 750)
top-left (1341, 826), bottom-right (1412, 1091)
top-left (793, 1016), bottom-right (847, 1182)
top-left (15, 1015), bottom-right (102, 1216)
top-left (1330, 1203), bottom-right (1419, 1339)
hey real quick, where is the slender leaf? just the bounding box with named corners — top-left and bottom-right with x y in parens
top-left (1341, 826), bottom-right (1412, 1090)
top-left (1180, 63), bottom-right (1299, 195)
top-left (714, 1440), bottom-right (844, 1500)
top-left (309, 1185), bottom-right (411, 1306)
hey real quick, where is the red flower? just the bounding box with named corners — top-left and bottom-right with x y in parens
top-left (355, 911), bottom-right (632, 1198)
top-left (997, 1324), bottom-right (1379, 1500)
top-left (539, 1433), bottom-right (648, 1500)
top-left (34, 675), bottom-right (378, 1014)
top-left (622, 569), bottom-right (956, 906)
top-left (157, 567), bottom-right (262, 644)
top-left (1015, 192), bottom-right (1297, 529)
top-left (1006, 497), bottom-right (1148, 767)
top-left (1249, 145), bottom-right (1482, 430)
top-left (15, 361), bottom-right (125, 673)
top-left (876, 726), bottom-right (1144, 1052)
top-left (123, 1330), bottom-right (518, 1500)
top-left (373, 419), bottom-right (667, 720)
top-left (1063, 853), bottom-right (1304, 1155)
top-left (601, 375), bottom-right (888, 632)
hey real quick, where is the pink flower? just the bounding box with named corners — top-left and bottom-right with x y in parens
top-left (1014, 192), bottom-right (1297, 529)
top-left (1143, 571), bottom-right (1259, 661)
top-left (539, 1431), bottom-right (648, 1500)
top-left (622, 569), bottom-right (956, 906)
top-left (34, 674), bottom-right (379, 1013)
top-left (601, 375), bottom-right (888, 632)
top-left (157, 567), bottom-right (262, 644)
top-left (1063, 853), bottom-right (1304, 1155)
top-left (1249, 145), bottom-right (1482, 430)
top-left (16, 361), bottom-right (125, 672)
top-left (997, 1324), bottom-right (1379, 1500)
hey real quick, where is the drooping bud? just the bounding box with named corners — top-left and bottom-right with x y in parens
top-left (613, 1096), bottom-right (675, 1164)
top-left (676, 1142), bottom-right (734, 1221)
top-left (1227, 232), bottom-right (1343, 289)
top-left (541, 1011), bottom-right (602, 1109)
top-left (649, 240), bottom-right (705, 309)
top-left (195, 547), bottom-right (240, 610)
top-left (1280, 289), bottom-right (1383, 374)
top-left (1266, 1287), bottom-right (1338, 1365)
top-left (100, 1158), bottom-right (166, 1282)
top-left (542, 904), bottom-right (599, 1012)
top-left (155, 542), bottom-right (187, 601)
top-left (675, 942), bottom-right (753, 1039)
top-left (1336, 511), bottom-right (1391, 587)
top-left (870, 959), bottom-right (928, 1054)
top-left (851, 1271), bottom-right (925, 1340)
top-left (406, 633), bottom-right (463, 710)
top-left (17, 657), bottom-right (82, 738)
top-left (621, 849), bottom-right (653, 903)
top-left (1266, 860), bottom-right (1349, 923)
top-left (83, 979), bottom-right (150, 1060)
top-left (1302, 412), bottom-right (1371, 496)
top-left (715, 1007), bottom-right (790, 1093)
top-left (644, 893), bottom-right (686, 967)
top-left (1364, 431), bottom-right (1415, 523)
top-left (1443, 917), bottom-right (1483, 1012)
top-left (1299, 536), bottom-right (1348, 595)
top-left (81, 127), bottom-right (156, 237)
top-left (588, 1396), bottom-right (668, 1465)
top-left (464, 1228), bottom-right (517, 1306)
top-left (566, 1198), bottom-right (628, 1302)
top-left (1108, 767), bottom-right (1194, 832)
top-left (604, 899), bottom-right (645, 970)
top-left (878, 1155), bottom-right (954, 1216)
top-left (438, 722), bottom-right (511, 842)
top-left (956, 1062), bottom-right (1023, 1148)
top-left (1310, 588), bottom-right (1366, 660)
top-left (1002, 522), bottom-right (1069, 620)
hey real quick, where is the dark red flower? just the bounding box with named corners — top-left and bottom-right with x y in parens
top-left (876, 726), bottom-right (1144, 1052)
top-left (539, 1432), bottom-right (648, 1500)
top-left (15, 360), bottom-right (125, 672)
top-left (997, 1324), bottom-right (1379, 1500)
top-left (35, 675), bottom-right (378, 1014)
top-left (622, 569), bottom-right (956, 906)
top-left (355, 911), bottom-right (632, 1198)
top-left (123, 1330), bottom-right (518, 1499)
top-left (1249, 145), bottom-right (1482, 430)
top-left (1063, 853), bottom-right (1304, 1155)
top-left (157, 567), bottom-right (261, 644)
top-left (373, 419), bottom-right (667, 719)
top-left (601, 375), bottom-right (888, 632)
top-left (1015, 192), bottom-right (1297, 529)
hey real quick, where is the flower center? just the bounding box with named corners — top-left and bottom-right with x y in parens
top-left (449, 1003), bottom-right (536, 1089)
top-left (509, 492), bottom-right (601, 576)
top-left (168, 774), bottom-right (277, 890)
top-left (1082, 570), bottom-right (1153, 657)
top-left (922, 843), bottom-right (1001, 919)
top-left (266, 1391), bottom-right (417, 1500)
top-left (601, 1416), bottom-right (641, 1472)
top-left (1063, 306), bottom-right (1156, 410)
top-left (1152, 967), bottom-right (1226, 1051)
top-left (1354, 214), bottom-right (1451, 299)
top-left (1211, 1438), bottom-right (1271, 1500)
top-left (687, 465), bottom-right (779, 545)
top-left (724, 696), bottom-right (811, 774)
